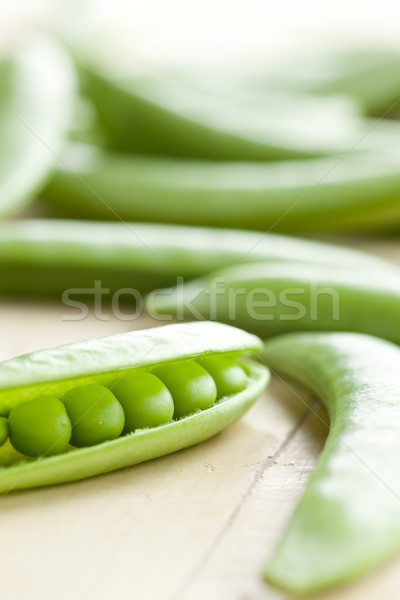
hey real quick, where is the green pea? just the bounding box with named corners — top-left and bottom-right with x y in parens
top-left (62, 384), bottom-right (125, 447)
top-left (199, 356), bottom-right (247, 398)
top-left (0, 417), bottom-right (9, 446)
top-left (9, 396), bottom-right (71, 457)
top-left (111, 371), bottom-right (174, 433)
top-left (154, 361), bottom-right (217, 419)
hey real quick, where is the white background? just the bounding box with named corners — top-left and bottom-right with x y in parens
top-left (2, 0), bottom-right (400, 67)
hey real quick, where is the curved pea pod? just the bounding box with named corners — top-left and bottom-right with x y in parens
top-left (260, 332), bottom-right (400, 594)
top-left (147, 260), bottom-right (400, 342)
top-left (42, 144), bottom-right (400, 233)
top-left (78, 62), bottom-right (400, 160)
top-left (0, 35), bottom-right (76, 218)
top-left (0, 321), bottom-right (268, 493)
top-left (0, 219), bottom-right (397, 298)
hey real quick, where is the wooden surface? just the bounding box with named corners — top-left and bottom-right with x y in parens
top-left (1, 239), bottom-right (400, 600)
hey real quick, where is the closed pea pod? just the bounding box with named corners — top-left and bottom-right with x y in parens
top-left (148, 260), bottom-right (400, 343)
top-left (0, 35), bottom-right (75, 218)
top-left (78, 62), bottom-right (400, 160)
top-left (42, 145), bottom-right (400, 233)
top-left (263, 47), bottom-right (400, 116)
top-left (0, 322), bottom-right (268, 492)
top-left (0, 219), bottom-right (397, 299)
top-left (260, 332), bottom-right (400, 594)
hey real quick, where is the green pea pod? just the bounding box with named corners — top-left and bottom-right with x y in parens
top-left (260, 332), bottom-right (400, 594)
top-left (0, 219), bottom-right (396, 297)
top-left (159, 49), bottom-right (400, 117)
top-left (0, 321), bottom-right (268, 492)
top-left (147, 261), bottom-right (400, 342)
top-left (78, 62), bottom-right (400, 160)
top-left (264, 47), bottom-right (400, 116)
top-left (42, 144), bottom-right (400, 232)
top-left (0, 35), bottom-right (76, 217)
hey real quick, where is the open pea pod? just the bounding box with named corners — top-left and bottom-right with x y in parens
top-left (147, 260), bottom-right (400, 343)
top-left (0, 321), bottom-right (268, 493)
top-left (0, 35), bottom-right (76, 217)
top-left (261, 332), bottom-right (400, 594)
top-left (0, 219), bottom-right (397, 298)
top-left (42, 144), bottom-right (400, 233)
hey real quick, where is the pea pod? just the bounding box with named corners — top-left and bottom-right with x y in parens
top-left (162, 48), bottom-right (400, 117)
top-left (148, 261), bottom-right (400, 342)
top-left (0, 35), bottom-right (76, 217)
top-left (0, 219), bottom-right (396, 297)
top-left (260, 332), bottom-right (400, 594)
top-left (264, 47), bottom-right (400, 117)
top-left (0, 321), bottom-right (268, 492)
top-left (42, 144), bottom-right (400, 232)
top-left (79, 62), bottom-right (400, 160)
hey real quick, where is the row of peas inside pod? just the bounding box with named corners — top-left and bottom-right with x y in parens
top-left (0, 356), bottom-right (248, 458)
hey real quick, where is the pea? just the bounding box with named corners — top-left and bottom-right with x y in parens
top-left (111, 371), bottom-right (174, 433)
top-left (154, 360), bottom-right (217, 419)
top-left (199, 356), bottom-right (247, 398)
top-left (0, 417), bottom-right (9, 446)
top-left (9, 396), bottom-right (71, 457)
top-left (63, 384), bottom-right (125, 447)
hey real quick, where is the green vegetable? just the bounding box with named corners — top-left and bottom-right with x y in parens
top-left (42, 144), bottom-right (400, 233)
top-left (9, 396), bottom-right (71, 457)
top-left (0, 417), bottom-right (9, 446)
top-left (0, 219), bottom-right (396, 298)
top-left (111, 371), bottom-right (174, 432)
top-left (152, 48), bottom-right (400, 117)
top-left (154, 361), bottom-right (217, 419)
top-left (0, 35), bottom-right (75, 218)
top-left (62, 384), bottom-right (125, 447)
top-left (79, 62), bottom-right (400, 160)
top-left (148, 261), bottom-right (400, 342)
top-left (0, 322), bottom-right (268, 491)
top-left (264, 47), bottom-right (400, 116)
top-left (199, 356), bottom-right (247, 398)
top-left (261, 332), bottom-right (400, 594)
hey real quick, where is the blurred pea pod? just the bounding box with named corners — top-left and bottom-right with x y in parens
top-left (159, 47), bottom-right (400, 118)
top-left (0, 36), bottom-right (76, 218)
top-left (0, 219), bottom-right (396, 298)
top-left (261, 332), bottom-right (400, 594)
top-left (42, 144), bottom-right (400, 233)
top-left (77, 61), bottom-right (400, 160)
top-left (263, 47), bottom-right (400, 117)
top-left (147, 261), bottom-right (400, 343)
